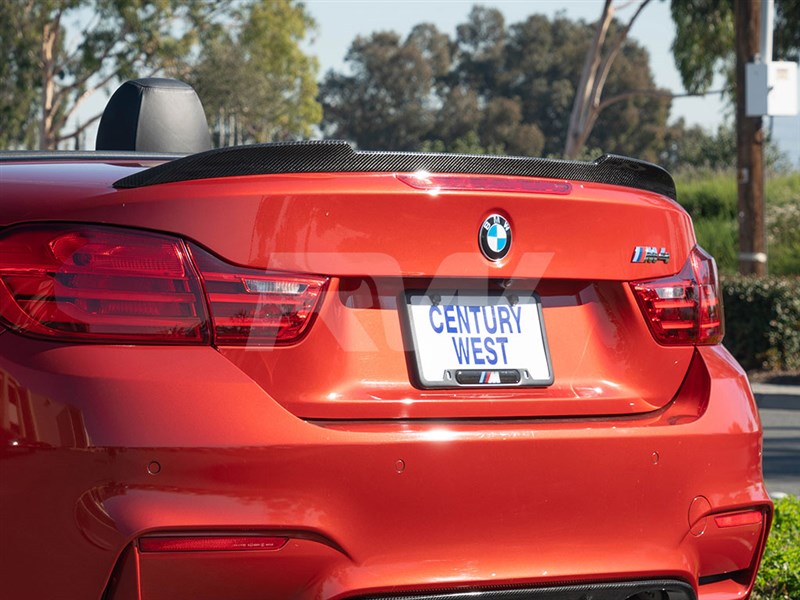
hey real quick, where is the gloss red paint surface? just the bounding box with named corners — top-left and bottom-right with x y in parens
top-left (0, 158), bottom-right (771, 600)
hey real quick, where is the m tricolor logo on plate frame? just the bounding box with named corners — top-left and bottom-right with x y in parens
top-left (479, 214), bottom-right (512, 261)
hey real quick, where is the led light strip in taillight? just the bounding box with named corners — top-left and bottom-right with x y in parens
top-left (187, 243), bottom-right (327, 345)
top-left (630, 246), bottom-right (724, 346)
top-left (0, 224), bottom-right (328, 346)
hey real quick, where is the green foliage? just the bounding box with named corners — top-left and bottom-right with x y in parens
top-left (675, 170), bottom-right (737, 219)
top-left (767, 173), bottom-right (800, 275)
top-left (676, 172), bottom-right (800, 276)
top-left (693, 217), bottom-right (738, 270)
top-left (662, 121), bottom-right (791, 174)
top-left (1, 0), bottom-right (321, 149)
top-left (674, 173), bottom-right (736, 278)
top-left (722, 276), bottom-right (800, 371)
top-left (420, 131), bottom-right (506, 156)
top-left (670, 0), bottom-right (734, 94)
top-left (774, 0), bottom-right (800, 62)
top-left (671, 0), bottom-right (799, 95)
top-left (753, 496), bottom-right (800, 600)
top-left (688, 173), bottom-right (800, 369)
top-left (1, 0), bottom-right (220, 149)
top-left (661, 121), bottom-right (736, 175)
top-left (0, 2), bottom-right (39, 148)
top-left (576, 23), bottom-right (671, 161)
top-left (319, 28), bottom-right (443, 150)
top-left (321, 8), bottom-right (669, 159)
top-left (188, 0), bottom-right (321, 144)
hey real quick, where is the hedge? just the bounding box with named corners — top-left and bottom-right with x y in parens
top-left (722, 276), bottom-right (800, 371)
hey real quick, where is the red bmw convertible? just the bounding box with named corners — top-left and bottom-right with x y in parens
top-left (0, 79), bottom-right (771, 600)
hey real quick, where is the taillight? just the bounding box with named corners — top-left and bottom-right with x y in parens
top-left (189, 244), bottom-right (328, 345)
top-left (0, 224), bottom-right (327, 346)
top-left (0, 225), bottom-right (208, 343)
top-left (631, 246), bottom-right (724, 345)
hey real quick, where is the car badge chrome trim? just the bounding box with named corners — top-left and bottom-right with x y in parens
top-left (479, 214), bottom-right (512, 261)
top-left (632, 246), bottom-right (670, 264)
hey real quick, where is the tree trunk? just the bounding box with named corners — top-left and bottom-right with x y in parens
top-left (735, 0), bottom-right (766, 275)
top-left (39, 20), bottom-right (58, 150)
top-left (564, 0), bottom-right (652, 160)
top-left (565, 0), bottom-right (614, 159)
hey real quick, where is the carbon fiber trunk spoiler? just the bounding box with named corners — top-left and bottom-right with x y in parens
top-left (112, 140), bottom-right (677, 200)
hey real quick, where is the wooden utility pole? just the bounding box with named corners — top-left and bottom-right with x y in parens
top-left (735, 0), bottom-right (766, 275)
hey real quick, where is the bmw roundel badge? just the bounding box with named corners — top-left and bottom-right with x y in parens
top-left (479, 214), bottom-right (512, 261)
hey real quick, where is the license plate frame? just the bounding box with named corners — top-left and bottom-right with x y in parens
top-left (403, 291), bottom-right (553, 388)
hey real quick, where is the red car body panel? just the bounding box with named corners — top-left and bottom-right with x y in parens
top-left (1, 163), bottom-right (697, 419)
top-left (0, 152), bottom-right (771, 600)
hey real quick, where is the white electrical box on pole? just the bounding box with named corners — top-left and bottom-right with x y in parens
top-left (745, 0), bottom-right (799, 117)
top-left (746, 63), bottom-right (799, 116)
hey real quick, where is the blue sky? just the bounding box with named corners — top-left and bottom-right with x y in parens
top-left (303, 0), bottom-right (799, 165)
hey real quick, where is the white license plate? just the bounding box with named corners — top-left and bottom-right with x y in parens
top-left (404, 292), bottom-right (553, 388)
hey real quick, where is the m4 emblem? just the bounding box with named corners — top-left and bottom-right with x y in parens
top-left (631, 246), bottom-right (670, 264)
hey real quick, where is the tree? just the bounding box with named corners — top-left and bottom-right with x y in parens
top-left (660, 120), bottom-right (734, 172)
top-left (189, 0), bottom-right (321, 145)
top-left (501, 14), bottom-right (578, 155)
top-left (0, 3), bottom-right (39, 149)
top-left (320, 27), bottom-right (445, 150)
top-left (671, 0), bottom-right (799, 276)
top-left (590, 40), bottom-right (671, 159)
top-left (1, 0), bottom-right (221, 150)
top-left (500, 11), bottom-right (669, 159)
top-left (660, 120), bottom-right (788, 174)
top-left (1, 0), bottom-right (321, 150)
top-left (774, 0), bottom-right (800, 61)
top-left (671, 0), bottom-right (735, 95)
top-left (321, 9), bottom-right (668, 160)
top-left (564, 0), bottom-right (664, 158)
top-left (671, 0), bottom-right (799, 95)
top-left (477, 97), bottom-right (544, 156)
top-left (452, 6), bottom-right (507, 92)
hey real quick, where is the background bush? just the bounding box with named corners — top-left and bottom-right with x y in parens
top-left (675, 171), bottom-right (800, 276)
top-left (753, 495), bottom-right (800, 600)
top-left (693, 217), bottom-right (738, 271)
top-left (674, 171), bottom-right (799, 371)
top-left (722, 276), bottom-right (800, 371)
top-left (675, 173), bottom-right (737, 219)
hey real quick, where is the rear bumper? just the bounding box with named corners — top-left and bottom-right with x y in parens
top-left (0, 335), bottom-right (771, 600)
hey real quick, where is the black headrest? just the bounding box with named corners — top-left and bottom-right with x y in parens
top-left (96, 78), bottom-right (212, 153)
